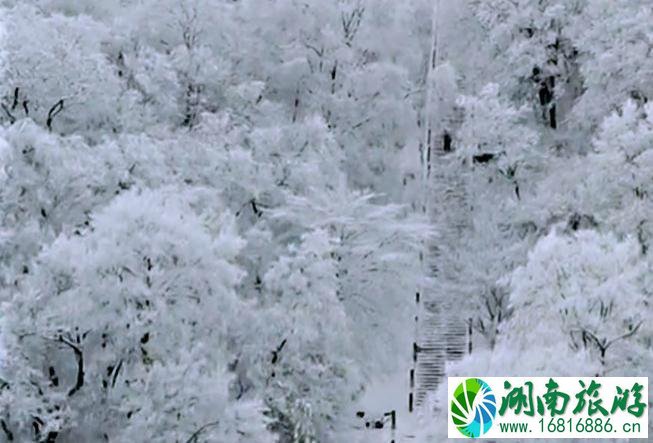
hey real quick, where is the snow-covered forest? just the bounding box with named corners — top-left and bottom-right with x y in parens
top-left (0, 0), bottom-right (651, 441)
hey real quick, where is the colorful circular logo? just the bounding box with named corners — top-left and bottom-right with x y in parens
top-left (451, 378), bottom-right (497, 438)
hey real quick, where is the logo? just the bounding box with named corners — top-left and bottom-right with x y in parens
top-left (450, 378), bottom-right (497, 438)
top-left (448, 377), bottom-right (648, 439)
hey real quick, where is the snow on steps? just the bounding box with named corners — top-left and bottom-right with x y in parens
top-left (414, 301), bottom-right (467, 408)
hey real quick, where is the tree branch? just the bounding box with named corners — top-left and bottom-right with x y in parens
top-left (1, 104), bottom-right (15, 124)
top-left (1, 419), bottom-right (13, 441)
top-left (58, 336), bottom-right (84, 396)
top-left (185, 420), bottom-right (220, 443)
top-left (11, 87), bottom-right (19, 110)
top-left (111, 359), bottom-right (123, 388)
top-left (46, 100), bottom-right (64, 131)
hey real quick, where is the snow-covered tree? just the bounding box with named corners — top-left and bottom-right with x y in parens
top-left (1, 188), bottom-right (274, 442)
top-left (470, 0), bottom-right (586, 131)
top-left (503, 229), bottom-right (652, 375)
top-left (258, 229), bottom-right (360, 442)
top-left (569, 0), bottom-right (653, 132)
top-left (271, 183), bottom-right (428, 374)
top-left (1, 5), bottom-right (134, 134)
top-left (1, 1), bottom-right (650, 441)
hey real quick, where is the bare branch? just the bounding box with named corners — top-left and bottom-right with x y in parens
top-left (58, 336), bottom-right (84, 396)
top-left (11, 87), bottom-right (19, 110)
top-left (605, 321), bottom-right (644, 349)
top-left (185, 420), bottom-right (221, 443)
top-left (111, 359), bottom-right (123, 388)
top-left (46, 99), bottom-right (64, 131)
top-left (1, 104), bottom-right (16, 124)
top-left (0, 419), bottom-right (13, 441)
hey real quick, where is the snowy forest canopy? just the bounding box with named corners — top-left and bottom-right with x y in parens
top-left (0, 0), bottom-right (651, 442)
